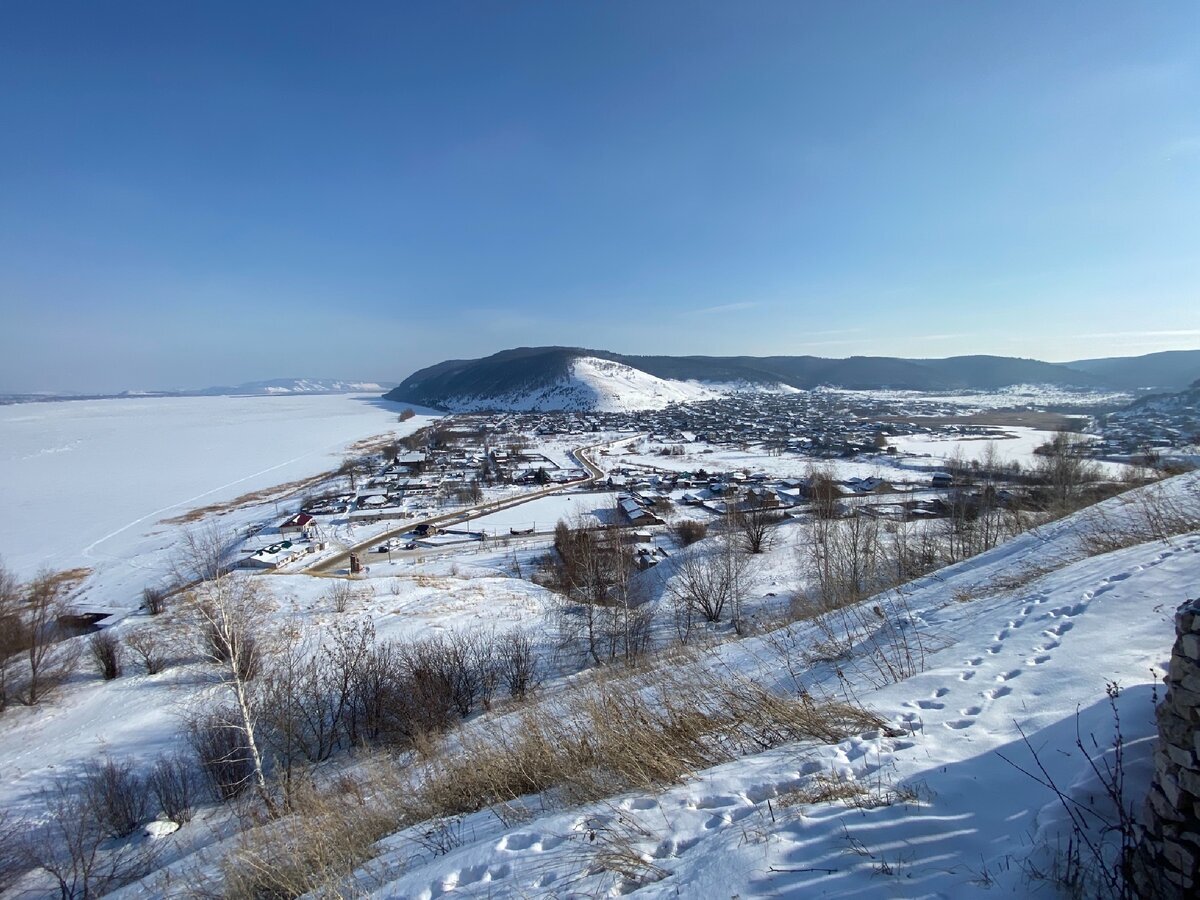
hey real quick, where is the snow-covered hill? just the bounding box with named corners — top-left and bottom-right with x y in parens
top-left (440, 356), bottom-right (727, 412)
top-left (344, 474), bottom-right (1200, 898)
top-left (3, 465), bottom-right (1197, 897)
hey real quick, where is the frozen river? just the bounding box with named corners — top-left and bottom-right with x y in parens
top-left (0, 394), bottom-right (432, 581)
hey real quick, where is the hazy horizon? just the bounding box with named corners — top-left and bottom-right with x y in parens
top-left (2, 2), bottom-right (1197, 393)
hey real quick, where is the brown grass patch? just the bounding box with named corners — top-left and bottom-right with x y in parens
top-left (42, 567), bottom-right (93, 592)
top-left (159, 472), bottom-right (333, 525)
top-left (776, 773), bottom-right (869, 808)
top-left (404, 668), bottom-right (883, 822)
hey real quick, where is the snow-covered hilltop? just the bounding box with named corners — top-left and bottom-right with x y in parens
top-left (438, 356), bottom-right (727, 412)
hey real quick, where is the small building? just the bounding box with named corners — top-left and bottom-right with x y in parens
top-left (247, 541), bottom-right (303, 570)
top-left (279, 512), bottom-right (315, 538)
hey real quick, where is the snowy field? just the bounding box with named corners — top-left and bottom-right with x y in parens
top-left (467, 490), bottom-right (623, 534)
top-left (822, 384), bottom-right (1132, 409)
top-left (611, 427), bottom-right (1137, 482)
top-left (0, 393), bottom-right (436, 586)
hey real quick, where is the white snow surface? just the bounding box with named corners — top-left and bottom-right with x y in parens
top-left (0, 394), bottom-right (436, 583)
top-left (2, 400), bottom-right (1196, 899)
top-left (442, 357), bottom-right (723, 412)
top-left (821, 383), bottom-right (1133, 409)
top-left (346, 474), bottom-right (1200, 898)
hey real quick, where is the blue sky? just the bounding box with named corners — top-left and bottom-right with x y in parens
top-left (1, 1), bottom-right (1197, 392)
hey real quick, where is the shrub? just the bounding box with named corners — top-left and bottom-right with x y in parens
top-left (672, 520), bottom-right (708, 547)
top-left (80, 758), bottom-right (148, 838)
top-left (498, 629), bottom-right (539, 700)
top-left (88, 630), bottom-right (123, 680)
top-left (142, 585), bottom-right (167, 616)
top-left (149, 753), bottom-right (199, 825)
top-left (125, 627), bottom-right (168, 675)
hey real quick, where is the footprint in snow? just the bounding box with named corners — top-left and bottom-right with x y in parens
top-left (986, 686), bottom-right (1012, 700)
top-left (1027, 654), bottom-right (1052, 666)
top-left (997, 669), bottom-right (1022, 682)
top-left (961, 706), bottom-right (982, 716)
top-left (695, 795), bottom-right (741, 810)
top-left (651, 836), bottom-right (700, 859)
top-left (497, 833), bottom-right (563, 853)
top-left (621, 797), bottom-right (657, 812)
top-left (944, 719), bottom-right (975, 730)
top-left (960, 670), bottom-right (976, 682)
top-left (915, 699), bottom-right (945, 710)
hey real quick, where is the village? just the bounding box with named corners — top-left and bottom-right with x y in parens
top-left (231, 389), bottom-right (1123, 579)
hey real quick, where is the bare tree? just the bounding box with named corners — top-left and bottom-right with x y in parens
top-left (80, 758), bottom-right (148, 839)
top-left (731, 503), bottom-right (782, 554)
top-left (664, 528), bottom-right (755, 635)
top-left (176, 524), bottom-right (235, 584)
top-left (21, 569), bottom-right (78, 705)
top-left (806, 465), bottom-right (843, 520)
top-left (186, 574), bottom-right (275, 813)
top-left (672, 519), bottom-right (707, 547)
top-left (142, 585), bottom-right (167, 616)
top-left (1034, 431), bottom-right (1102, 508)
top-left (339, 456), bottom-right (370, 492)
top-left (552, 518), bottom-right (650, 665)
top-left (0, 559), bottom-right (25, 711)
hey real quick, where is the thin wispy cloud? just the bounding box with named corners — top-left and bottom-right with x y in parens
top-left (694, 301), bottom-right (760, 315)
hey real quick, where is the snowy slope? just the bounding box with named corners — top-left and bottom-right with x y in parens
top-left (441, 357), bottom-right (726, 412)
top-left (4, 466), bottom-right (1196, 897)
top-left (347, 474), bottom-right (1200, 898)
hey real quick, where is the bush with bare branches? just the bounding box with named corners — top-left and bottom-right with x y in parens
top-left (125, 627), bottom-right (168, 675)
top-left (80, 757), bottom-right (148, 839)
top-left (672, 519), bottom-right (707, 547)
top-left (142, 585), bottom-right (167, 615)
top-left (17, 778), bottom-right (156, 900)
top-left (88, 630), bottom-right (122, 680)
top-left (149, 752), bottom-right (199, 825)
top-left (498, 628), bottom-right (539, 700)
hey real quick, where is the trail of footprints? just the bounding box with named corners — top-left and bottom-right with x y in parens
top-left (912, 549), bottom-right (1184, 735)
top-left (416, 546), bottom-right (1198, 897)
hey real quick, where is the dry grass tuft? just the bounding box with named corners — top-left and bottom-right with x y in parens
top-left (404, 667), bottom-right (882, 822)
top-left (776, 773), bottom-right (869, 808)
top-left (220, 780), bottom-right (398, 900)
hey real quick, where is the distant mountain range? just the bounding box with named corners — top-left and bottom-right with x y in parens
top-left (384, 347), bottom-right (1200, 412)
top-left (0, 378), bottom-right (397, 406)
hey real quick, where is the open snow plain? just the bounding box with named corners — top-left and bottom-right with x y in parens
top-left (0, 394), bottom-right (435, 585)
